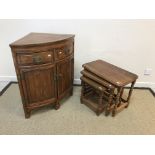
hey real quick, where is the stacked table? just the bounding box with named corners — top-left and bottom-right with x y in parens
top-left (80, 60), bottom-right (138, 116)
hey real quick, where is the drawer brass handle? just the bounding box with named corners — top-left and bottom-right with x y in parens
top-left (59, 51), bottom-right (62, 54)
top-left (33, 55), bottom-right (43, 64)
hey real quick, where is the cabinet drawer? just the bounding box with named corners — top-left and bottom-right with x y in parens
top-left (54, 43), bottom-right (73, 60)
top-left (17, 51), bottom-right (53, 66)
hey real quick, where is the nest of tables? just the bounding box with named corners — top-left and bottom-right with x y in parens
top-left (80, 60), bottom-right (138, 117)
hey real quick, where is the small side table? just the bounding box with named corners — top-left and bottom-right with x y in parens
top-left (80, 76), bottom-right (115, 116)
top-left (81, 60), bottom-right (138, 117)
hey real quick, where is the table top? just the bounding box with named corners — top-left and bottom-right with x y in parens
top-left (10, 32), bottom-right (75, 47)
top-left (82, 59), bottom-right (138, 87)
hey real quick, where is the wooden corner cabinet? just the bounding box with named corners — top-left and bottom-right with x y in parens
top-left (10, 33), bottom-right (75, 118)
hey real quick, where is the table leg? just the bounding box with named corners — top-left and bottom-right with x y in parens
top-left (105, 88), bottom-right (114, 116)
top-left (118, 88), bottom-right (124, 107)
top-left (96, 92), bottom-right (103, 116)
top-left (112, 87), bottom-right (122, 117)
top-left (125, 80), bottom-right (136, 108)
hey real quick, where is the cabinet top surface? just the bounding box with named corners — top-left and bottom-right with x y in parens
top-left (82, 59), bottom-right (138, 87)
top-left (10, 33), bottom-right (75, 47)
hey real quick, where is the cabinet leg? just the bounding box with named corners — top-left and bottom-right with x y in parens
top-left (54, 102), bottom-right (60, 110)
top-left (70, 88), bottom-right (73, 96)
top-left (80, 97), bottom-right (83, 104)
top-left (25, 110), bottom-right (31, 119)
top-left (23, 107), bottom-right (31, 118)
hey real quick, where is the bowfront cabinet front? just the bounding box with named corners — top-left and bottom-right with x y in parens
top-left (10, 33), bottom-right (74, 118)
top-left (20, 64), bottom-right (57, 107)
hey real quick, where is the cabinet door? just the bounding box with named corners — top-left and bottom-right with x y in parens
top-left (57, 58), bottom-right (73, 98)
top-left (20, 64), bottom-right (57, 106)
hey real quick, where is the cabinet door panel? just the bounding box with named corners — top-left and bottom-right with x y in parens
top-left (57, 58), bottom-right (73, 97)
top-left (20, 65), bottom-right (57, 105)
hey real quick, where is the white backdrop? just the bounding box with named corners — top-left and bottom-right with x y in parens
top-left (0, 19), bottom-right (155, 91)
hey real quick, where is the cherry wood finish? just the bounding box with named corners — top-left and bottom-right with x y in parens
top-left (10, 33), bottom-right (74, 118)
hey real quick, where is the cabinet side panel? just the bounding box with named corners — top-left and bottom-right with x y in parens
top-left (11, 49), bottom-right (26, 103)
